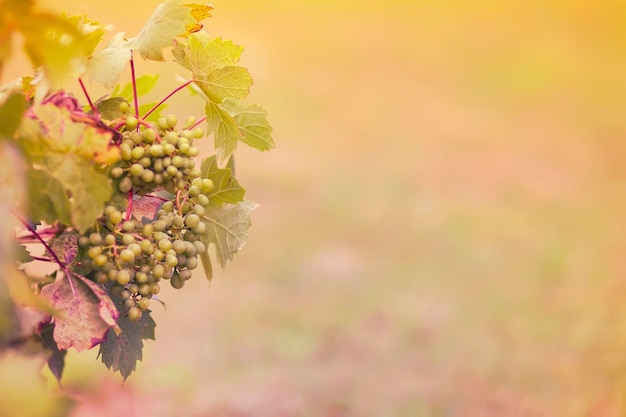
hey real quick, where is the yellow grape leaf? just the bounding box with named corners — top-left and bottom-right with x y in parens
top-left (86, 32), bottom-right (131, 89)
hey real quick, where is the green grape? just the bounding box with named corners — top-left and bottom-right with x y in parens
top-left (172, 240), bottom-right (186, 255)
top-left (176, 254), bottom-right (187, 266)
top-left (117, 269), bottom-right (131, 285)
top-left (128, 306), bottom-right (142, 322)
top-left (119, 249), bottom-right (135, 264)
top-left (154, 250), bottom-right (165, 261)
top-left (141, 169), bottom-right (155, 183)
top-left (158, 239), bottom-right (173, 252)
top-left (110, 166), bottom-right (124, 178)
top-left (185, 214), bottom-right (201, 229)
top-left (152, 264), bottom-right (165, 279)
top-left (95, 271), bottom-right (108, 284)
top-left (142, 224), bottom-right (154, 237)
top-left (104, 234), bottom-right (116, 246)
top-left (137, 297), bottom-right (151, 310)
top-left (164, 131), bottom-right (178, 144)
top-left (109, 210), bottom-right (123, 225)
top-left (122, 221), bottom-right (136, 232)
top-left (157, 117), bottom-right (169, 131)
top-left (131, 146), bottom-right (145, 160)
top-left (154, 173), bottom-right (163, 185)
top-left (193, 241), bottom-right (207, 254)
top-left (94, 254), bottom-right (108, 267)
top-left (128, 283), bottom-right (139, 294)
top-left (125, 116), bottom-right (138, 130)
top-left (180, 129), bottom-right (194, 139)
top-left (150, 283), bottom-right (161, 295)
top-left (78, 236), bottom-right (90, 249)
top-left (202, 179), bottom-right (214, 192)
top-left (196, 194), bottom-right (210, 207)
top-left (165, 255), bottom-right (178, 267)
top-left (166, 165), bottom-right (178, 177)
top-left (122, 233), bottom-right (136, 245)
top-left (166, 114), bottom-right (177, 128)
top-left (179, 269), bottom-right (192, 280)
top-left (163, 143), bottom-right (176, 155)
top-left (128, 243), bottom-right (142, 257)
top-left (188, 185), bottom-right (200, 197)
top-left (140, 239), bottom-right (154, 254)
top-left (135, 272), bottom-right (148, 284)
top-left (118, 176), bottom-right (133, 193)
top-left (192, 222), bottom-right (206, 235)
top-left (139, 157), bottom-right (152, 168)
top-left (172, 215), bottom-right (184, 228)
top-left (129, 131), bottom-right (143, 145)
top-left (188, 147), bottom-right (200, 157)
top-left (192, 127), bottom-right (204, 139)
top-left (161, 201), bottom-right (174, 212)
top-left (192, 204), bottom-right (205, 217)
top-left (149, 144), bottom-right (164, 157)
top-left (142, 128), bottom-right (157, 144)
top-left (152, 158), bottom-right (164, 172)
top-left (178, 143), bottom-right (190, 155)
top-left (124, 299), bottom-right (136, 309)
top-left (184, 241), bottom-right (196, 255)
top-left (89, 233), bottom-right (103, 246)
top-left (184, 116), bottom-right (196, 129)
top-left (119, 101), bottom-right (130, 113)
top-left (120, 289), bottom-right (132, 300)
top-left (138, 284), bottom-right (151, 296)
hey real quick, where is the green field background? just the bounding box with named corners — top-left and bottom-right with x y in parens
top-left (5, 0), bottom-right (626, 415)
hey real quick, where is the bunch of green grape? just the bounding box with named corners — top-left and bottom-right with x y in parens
top-left (78, 113), bottom-right (214, 321)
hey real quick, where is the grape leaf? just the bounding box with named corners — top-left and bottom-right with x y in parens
top-left (201, 200), bottom-right (257, 268)
top-left (26, 169), bottom-right (72, 227)
top-left (221, 99), bottom-right (274, 151)
top-left (64, 14), bottom-right (109, 57)
top-left (128, 0), bottom-right (211, 61)
top-left (39, 321), bottom-right (67, 384)
top-left (113, 74), bottom-right (159, 101)
top-left (0, 92), bottom-right (27, 139)
top-left (131, 195), bottom-right (163, 221)
top-left (173, 33), bottom-right (244, 74)
top-left (86, 32), bottom-right (131, 89)
top-left (46, 229), bottom-right (79, 266)
top-left (0, 0), bottom-right (87, 86)
top-left (199, 250), bottom-right (213, 281)
top-left (205, 101), bottom-right (243, 165)
top-left (95, 97), bottom-right (128, 121)
top-left (200, 155), bottom-right (245, 205)
top-left (99, 310), bottom-right (156, 381)
top-left (40, 272), bottom-right (119, 352)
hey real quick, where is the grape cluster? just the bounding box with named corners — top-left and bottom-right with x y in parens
top-left (79, 113), bottom-right (214, 321)
top-left (110, 114), bottom-right (204, 195)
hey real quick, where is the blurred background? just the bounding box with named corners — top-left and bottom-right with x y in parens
top-left (4, 0), bottom-right (626, 415)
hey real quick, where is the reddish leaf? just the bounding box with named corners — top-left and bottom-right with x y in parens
top-left (131, 195), bottom-right (163, 222)
top-left (40, 272), bottom-right (119, 352)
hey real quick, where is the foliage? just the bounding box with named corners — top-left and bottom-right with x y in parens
top-left (0, 0), bottom-right (273, 394)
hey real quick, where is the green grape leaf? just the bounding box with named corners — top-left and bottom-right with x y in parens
top-left (39, 321), bottom-right (67, 384)
top-left (99, 310), bottom-right (156, 381)
top-left (0, 92), bottom-right (27, 139)
top-left (26, 169), bottom-right (72, 227)
top-left (40, 272), bottom-right (120, 352)
top-left (198, 66), bottom-right (253, 103)
top-left (95, 97), bottom-right (128, 121)
top-left (199, 250), bottom-right (213, 281)
top-left (114, 74), bottom-right (159, 101)
top-left (86, 32), bottom-right (131, 89)
top-left (63, 14), bottom-right (108, 57)
top-left (139, 101), bottom-right (167, 122)
top-left (13, 244), bottom-right (32, 264)
top-left (127, 0), bottom-right (210, 61)
top-left (205, 101), bottom-right (243, 165)
top-left (200, 155), bottom-right (245, 205)
top-left (173, 33), bottom-right (244, 74)
top-left (201, 200), bottom-right (257, 268)
top-left (222, 99), bottom-right (275, 152)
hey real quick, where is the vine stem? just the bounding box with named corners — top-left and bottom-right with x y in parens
top-left (126, 190), bottom-right (134, 221)
top-left (79, 78), bottom-right (97, 114)
top-left (130, 50), bottom-right (140, 120)
top-left (142, 80), bottom-right (194, 120)
top-left (13, 214), bottom-right (65, 268)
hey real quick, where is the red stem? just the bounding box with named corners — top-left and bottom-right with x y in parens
top-left (13, 214), bottom-right (65, 268)
top-left (191, 116), bottom-right (207, 130)
top-left (126, 190), bottom-right (134, 221)
top-left (130, 50), bottom-right (140, 121)
top-left (79, 78), bottom-right (97, 114)
top-left (142, 80), bottom-right (194, 120)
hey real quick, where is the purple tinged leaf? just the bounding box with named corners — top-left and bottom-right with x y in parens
top-left (131, 195), bottom-right (163, 222)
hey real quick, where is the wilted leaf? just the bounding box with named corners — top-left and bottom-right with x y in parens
top-left (201, 200), bottom-right (257, 268)
top-left (99, 310), bottom-right (156, 380)
top-left (40, 272), bottom-right (119, 352)
top-left (46, 229), bottom-right (79, 266)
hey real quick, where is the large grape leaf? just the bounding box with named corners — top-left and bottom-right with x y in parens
top-left (200, 155), bottom-right (245, 205)
top-left (128, 0), bottom-right (211, 61)
top-left (0, 92), bottom-right (27, 139)
top-left (99, 310), bottom-right (156, 381)
top-left (0, 0), bottom-right (87, 86)
top-left (85, 32), bottom-right (130, 90)
top-left (221, 99), bottom-right (275, 152)
top-left (40, 272), bottom-right (119, 352)
top-left (201, 200), bottom-right (257, 268)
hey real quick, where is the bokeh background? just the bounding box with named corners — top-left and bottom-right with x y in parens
top-left (4, 0), bottom-right (626, 415)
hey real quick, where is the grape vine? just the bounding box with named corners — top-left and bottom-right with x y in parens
top-left (0, 0), bottom-right (274, 380)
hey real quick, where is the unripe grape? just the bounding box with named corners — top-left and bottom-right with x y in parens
top-left (162, 201), bottom-right (174, 212)
top-left (128, 243), bottom-right (142, 257)
top-left (192, 204), bottom-right (205, 217)
top-left (95, 271), bottom-right (108, 284)
top-left (122, 233), bottom-right (136, 245)
top-left (139, 284), bottom-right (151, 296)
top-left (119, 101), bottom-right (130, 113)
top-left (120, 289), bottom-right (132, 300)
top-left (157, 117), bottom-right (169, 131)
top-left (165, 254), bottom-right (178, 267)
top-left (140, 239), bottom-right (154, 254)
top-left (166, 114), bottom-right (177, 128)
top-left (122, 221), bottom-right (135, 232)
top-left (125, 116), bottom-right (138, 131)
top-left (129, 131), bottom-right (143, 145)
top-left (172, 240), bottom-right (186, 255)
top-left (141, 170), bottom-right (155, 183)
top-left (138, 297), bottom-right (151, 310)
top-left (142, 128), bottom-right (157, 144)
top-left (202, 179), bottom-right (214, 192)
top-left (158, 239), bottom-right (173, 252)
top-left (178, 143), bottom-right (190, 154)
top-left (163, 143), bottom-right (176, 155)
top-left (110, 166), bottom-right (124, 178)
top-left (135, 272), bottom-right (148, 284)
top-left (104, 234), bottom-right (116, 246)
top-left (150, 283), bottom-right (161, 295)
top-left (118, 176), bottom-right (133, 193)
top-left (128, 283), bottom-right (139, 294)
top-left (170, 274), bottom-right (184, 289)
top-left (196, 194), bottom-right (210, 207)
top-left (119, 249), bottom-right (135, 264)
top-left (89, 233), bottom-right (103, 246)
top-left (188, 147), bottom-right (199, 157)
top-left (78, 236), bottom-right (90, 248)
top-left (139, 157), bottom-right (152, 168)
top-left (94, 254), bottom-right (108, 267)
top-left (131, 146), bottom-right (145, 160)
top-left (181, 129), bottom-right (194, 139)
top-left (186, 256), bottom-right (198, 270)
top-left (193, 240), bottom-right (206, 254)
top-left (125, 299), bottom-right (136, 309)
top-left (192, 127), bottom-right (204, 139)
top-left (192, 222), bottom-right (206, 235)
top-left (184, 116), bottom-right (196, 129)
top-left (185, 214), bottom-right (201, 228)
top-left (172, 215), bottom-right (184, 228)
top-left (152, 158), bottom-right (164, 172)
top-left (179, 269), bottom-right (192, 280)
top-left (117, 269), bottom-right (131, 285)
top-left (128, 306), bottom-right (142, 322)
top-left (109, 210), bottom-right (123, 225)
